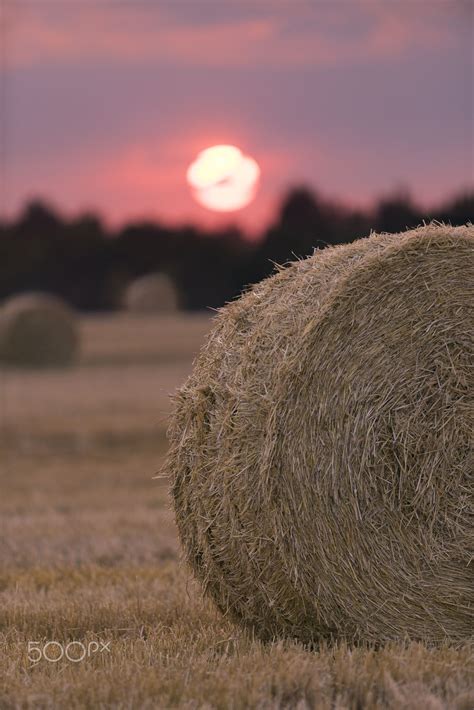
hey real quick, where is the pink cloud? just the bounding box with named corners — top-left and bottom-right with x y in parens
top-left (7, 5), bottom-right (275, 69)
top-left (7, 2), bottom-right (456, 71)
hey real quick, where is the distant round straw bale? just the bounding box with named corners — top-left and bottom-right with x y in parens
top-left (0, 292), bottom-right (79, 367)
top-left (167, 223), bottom-right (474, 644)
top-left (124, 273), bottom-right (179, 313)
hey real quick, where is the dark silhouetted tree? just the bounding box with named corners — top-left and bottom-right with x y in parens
top-left (374, 190), bottom-right (422, 233)
top-left (0, 189), bottom-right (472, 311)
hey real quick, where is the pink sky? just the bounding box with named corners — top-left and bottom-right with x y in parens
top-left (2, 1), bottom-right (472, 235)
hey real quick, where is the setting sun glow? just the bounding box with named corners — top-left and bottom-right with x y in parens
top-left (186, 145), bottom-right (260, 212)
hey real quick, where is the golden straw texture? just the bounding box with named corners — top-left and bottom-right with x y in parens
top-left (167, 224), bottom-right (474, 644)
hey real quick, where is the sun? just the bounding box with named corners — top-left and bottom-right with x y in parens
top-left (186, 145), bottom-right (260, 212)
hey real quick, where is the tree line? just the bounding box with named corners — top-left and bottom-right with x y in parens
top-left (0, 187), bottom-right (472, 311)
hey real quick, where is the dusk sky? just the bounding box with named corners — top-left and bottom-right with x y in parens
top-left (2, 0), bottom-right (473, 235)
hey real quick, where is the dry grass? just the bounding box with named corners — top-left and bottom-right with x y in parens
top-left (0, 362), bottom-right (189, 451)
top-left (80, 313), bottom-right (211, 366)
top-left (0, 313), bottom-right (211, 451)
top-left (0, 312), bottom-right (472, 708)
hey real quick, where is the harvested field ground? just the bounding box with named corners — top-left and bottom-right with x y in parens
top-left (0, 315), bottom-right (472, 709)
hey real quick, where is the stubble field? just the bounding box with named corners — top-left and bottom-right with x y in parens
top-left (0, 314), bottom-right (472, 709)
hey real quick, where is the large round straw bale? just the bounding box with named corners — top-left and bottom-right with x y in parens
top-left (124, 273), bottom-right (178, 313)
top-left (0, 292), bottom-right (79, 367)
top-left (167, 223), bottom-right (474, 644)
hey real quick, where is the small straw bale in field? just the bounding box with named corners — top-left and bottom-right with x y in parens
top-left (167, 223), bottom-right (474, 644)
top-left (123, 273), bottom-right (179, 313)
top-left (0, 292), bottom-right (79, 367)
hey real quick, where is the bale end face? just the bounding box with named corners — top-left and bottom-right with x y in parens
top-left (167, 223), bottom-right (474, 645)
